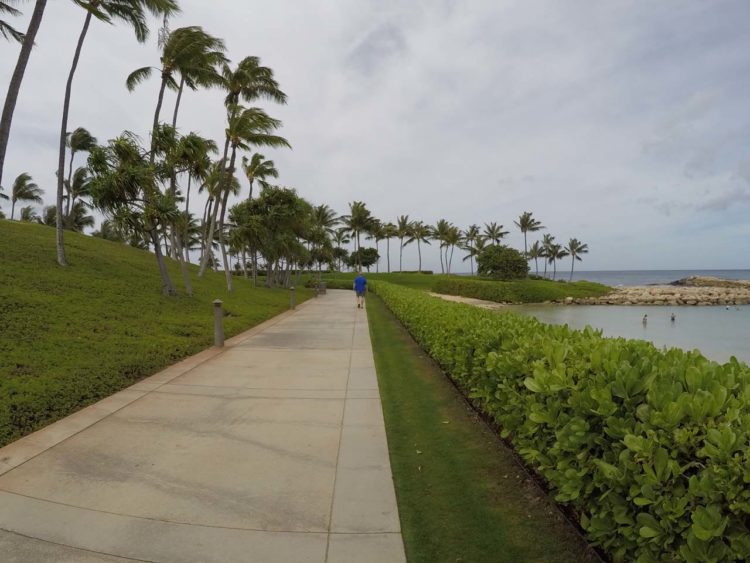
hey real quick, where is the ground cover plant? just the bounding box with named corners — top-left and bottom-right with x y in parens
top-left (433, 276), bottom-right (611, 303)
top-left (367, 294), bottom-right (597, 562)
top-left (373, 281), bottom-right (750, 562)
top-left (0, 220), bottom-right (310, 447)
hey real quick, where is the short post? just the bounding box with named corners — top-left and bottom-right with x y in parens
top-left (290, 286), bottom-right (296, 310)
top-left (213, 299), bottom-right (224, 347)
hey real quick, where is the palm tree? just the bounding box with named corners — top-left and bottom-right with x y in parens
top-left (19, 205), bottom-right (38, 222)
top-left (395, 214), bottom-right (410, 272)
top-left (431, 218), bottom-right (452, 274)
top-left (527, 240), bottom-right (544, 276)
top-left (65, 166), bottom-right (92, 216)
top-left (565, 238), bottom-right (589, 281)
top-left (444, 225), bottom-right (461, 274)
top-left (462, 224), bottom-right (480, 275)
top-left (483, 221), bottom-right (509, 244)
top-left (340, 201), bottom-right (372, 270)
top-left (0, 182), bottom-right (8, 201)
top-left (404, 221), bottom-right (431, 273)
top-left (462, 235), bottom-right (486, 274)
top-left (64, 127), bottom-right (96, 213)
top-left (55, 0), bottom-right (179, 267)
top-left (10, 172), bottom-right (42, 219)
top-left (541, 234), bottom-right (556, 279)
top-left (332, 228), bottom-right (350, 271)
top-left (547, 244), bottom-right (569, 281)
top-left (92, 218), bottom-right (125, 242)
top-left (199, 106), bottom-right (290, 290)
top-left (367, 219), bottom-right (386, 273)
top-left (126, 25), bottom-right (226, 159)
top-left (0, 0), bottom-right (24, 43)
top-left (382, 221), bottom-right (396, 273)
top-left (65, 200), bottom-right (95, 232)
top-left (514, 211), bottom-right (544, 259)
top-left (0, 0), bottom-right (48, 190)
top-left (241, 152), bottom-right (278, 200)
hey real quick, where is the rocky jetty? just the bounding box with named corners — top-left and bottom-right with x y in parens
top-left (566, 276), bottom-right (750, 306)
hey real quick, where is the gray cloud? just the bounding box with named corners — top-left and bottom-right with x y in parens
top-left (1, 0), bottom-right (750, 270)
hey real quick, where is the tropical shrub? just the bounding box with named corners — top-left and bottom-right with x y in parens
top-left (372, 281), bottom-right (750, 562)
top-left (477, 244), bottom-right (529, 280)
top-left (433, 277), bottom-right (610, 303)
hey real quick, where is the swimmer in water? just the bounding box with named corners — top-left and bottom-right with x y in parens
top-left (642, 314), bottom-right (648, 324)
top-left (670, 313), bottom-right (675, 322)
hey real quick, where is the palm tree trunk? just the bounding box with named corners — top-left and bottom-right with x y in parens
top-left (183, 175), bottom-right (193, 263)
top-left (149, 229), bottom-right (177, 296)
top-left (544, 260), bottom-right (548, 279)
top-left (219, 146), bottom-right (238, 292)
top-left (439, 246), bottom-right (444, 274)
top-left (417, 240), bottom-right (422, 272)
top-left (570, 257), bottom-right (575, 282)
top-left (56, 11), bottom-right (92, 267)
top-left (386, 238), bottom-right (391, 273)
top-left (252, 251), bottom-right (258, 287)
top-left (523, 232), bottom-right (528, 258)
top-left (174, 232), bottom-right (193, 296)
top-left (150, 74), bottom-right (169, 164)
top-left (248, 178), bottom-right (254, 200)
top-left (171, 75), bottom-right (185, 129)
top-left (0, 0), bottom-right (47, 189)
top-left (11, 200), bottom-right (15, 220)
top-left (534, 257), bottom-right (539, 276)
top-left (375, 241), bottom-right (379, 273)
top-left (553, 260), bottom-right (557, 280)
top-left (199, 136), bottom-right (231, 276)
top-left (65, 148), bottom-right (75, 217)
top-left (399, 238), bottom-right (403, 272)
top-left (449, 245), bottom-right (455, 273)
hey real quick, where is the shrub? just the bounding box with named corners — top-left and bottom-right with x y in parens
top-left (477, 245), bottom-right (529, 280)
top-left (372, 281), bottom-right (750, 562)
top-left (433, 277), bottom-right (610, 303)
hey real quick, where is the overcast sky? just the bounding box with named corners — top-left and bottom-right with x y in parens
top-left (2, 0), bottom-right (749, 271)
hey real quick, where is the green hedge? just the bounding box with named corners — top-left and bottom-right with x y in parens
top-left (372, 282), bottom-right (750, 562)
top-left (433, 277), bottom-right (611, 303)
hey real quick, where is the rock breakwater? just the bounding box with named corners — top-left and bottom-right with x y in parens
top-left (566, 276), bottom-right (750, 306)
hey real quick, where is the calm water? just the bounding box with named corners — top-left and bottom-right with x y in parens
top-left (568, 269), bottom-right (750, 287)
top-left (508, 304), bottom-right (750, 364)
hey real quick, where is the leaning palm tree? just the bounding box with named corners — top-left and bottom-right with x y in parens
top-left (55, 0), bottom-right (179, 267)
top-left (462, 235), bottom-right (486, 275)
top-left (65, 200), bottom-right (95, 232)
top-left (395, 214), bottom-right (410, 272)
top-left (64, 166), bottom-right (92, 216)
top-left (483, 221), bottom-right (509, 244)
top-left (565, 238), bottom-right (589, 281)
top-left (0, 0), bottom-right (48, 189)
top-left (444, 225), bottom-right (461, 274)
top-left (514, 211), bottom-right (544, 258)
top-left (241, 152), bottom-right (278, 200)
top-left (10, 172), bottom-right (42, 219)
top-left (199, 106), bottom-right (290, 290)
top-left (527, 240), bottom-right (544, 276)
top-left (126, 25), bottom-right (226, 159)
top-left (404, 220), bottom-right (431, 273)
top-left (64, 127), bottom-right (96, 204)
top-left (382, 221), bottom-right (396, 273)
top-left (431, 218), bottom-right (452, 274)
top-left (0, 0), bottom-right (24, 43)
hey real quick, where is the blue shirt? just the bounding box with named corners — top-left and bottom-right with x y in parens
top-left (354, 275), bottom-right (367, 292)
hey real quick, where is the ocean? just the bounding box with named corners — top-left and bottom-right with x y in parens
top-left (567, 269), bottom-right (750, 287)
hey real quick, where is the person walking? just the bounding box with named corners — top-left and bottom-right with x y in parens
top-left (353, 271), bottom-right (367, 309)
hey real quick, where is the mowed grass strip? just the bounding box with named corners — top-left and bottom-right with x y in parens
top-left (0, 220), bottom-right (311, 447)
top-left (367, 294), bottom-right (599, 563)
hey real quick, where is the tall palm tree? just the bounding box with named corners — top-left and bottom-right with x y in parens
top-left (527, 240), bottom-right (544, 276)
top-left (514, 211), bottom-right (544, 258)
top-left (367, 219), bottom-right (386, 273)
top-left (199, 106), bottom-right (290, 290)
top-left (311, 203), bottom-right (338, 235)
top-left (10, 172), bottom-right (42, 219)
top-left (541, 234), bottom-right (556, 279)
top-left (0, 1), bottom-right (24, 42)
top-left (382, 221), bottom-right (396, 273)
top-left (462, 224), bottom-right (480, 275)
top-left (565, 238), bottom-right (588, 281)
top-left (0, 0), bottom-right (47, 190)
top-left (65, 166), bottom-right (92, 216)
top-left (431, 218), bottom-right (452, 274)
top-left (332, 227), bottom-right (350, 272)
top-left (404, 220), bottom-right (431, 273)
top-left (395, 214), bottom-right (410, 272)
top-left (65, 200), bottom-right (95, 232)
top-left (126, 25), bottom-right (226, 159)
top-left (547, 244), bottom-right (568, 281)
top-left (483, 221), bottom-right (509, 244)
top-left (55, 0), bottom-right (179, 267)
top-left (444, 225), bottom-right (461, 274)
top-left (462, 235), bottom-right (486, 274)
top-left (241, 152), bottom-right (277, 200)
top-left (340, 200), bottom-right (372, 270)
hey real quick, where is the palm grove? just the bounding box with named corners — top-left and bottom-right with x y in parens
top-left (0, 0), bottom-right (589, 293)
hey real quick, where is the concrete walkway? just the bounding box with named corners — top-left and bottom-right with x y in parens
top-left (0, 290), bottom-right (405, 563)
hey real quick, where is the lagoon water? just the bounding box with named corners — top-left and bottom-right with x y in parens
top-left (508, 303), bottom-right (750, 365)
top-left (567, 269), bottom-right (750, 286)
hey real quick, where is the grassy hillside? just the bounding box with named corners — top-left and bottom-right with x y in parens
top-left (0, 220), bottom-right (311, 447)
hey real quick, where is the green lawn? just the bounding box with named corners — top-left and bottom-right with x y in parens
top-left (0, 220), bottom-right (311, 447)
top-left (367, 295), bottom-right (599, 563)
top-left (312, 271), bottom-right (610, 302)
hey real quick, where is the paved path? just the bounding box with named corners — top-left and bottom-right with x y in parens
top-left (0, 290), bottom-right (405, 563)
